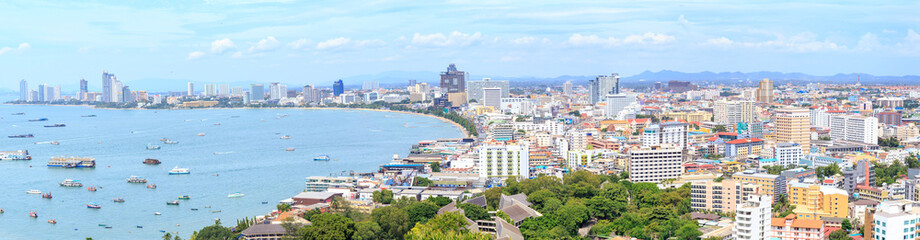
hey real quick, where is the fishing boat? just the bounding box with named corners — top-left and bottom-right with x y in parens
top-left (8, 134), bottom-right (34, 138)
top-left (146, 144), bottom-right (161, 150)
top-left (42, 193), bottom-right (52, 199)
top-left (137, 226), bottom-right (143, 228)
top-left (105, 226), bottom-right (112, 229)
top-left (196, 133), bottom-right (206, 136)
top-left (191, 208), bottom-right (198, 211)
top-left (166, 200), bottom-right (180, 206)
top-left (178, 195), bottom-right (190, 200)
top-left (26, 189), bottom-right (41, 194)
top-left (28, 118), bottom-right (48, 122)
top-left (81, 115), bottom-right (96, 117)
top-left (227, 192), bottom-right (245, 198)
top-left (50, 141), bottom-right (60, 145)
top-left (285, 148), bottom-right (295, 151)
top-left (113, 198), bottom-right (125, 203)
top-left (44, 123), bottom-right (66, 128)
top-left (146, 184), bottom-right (157, 189)
top-left (280, 135), bottom-right (291, 139)
top-left (168, 166), bottom-right (190, 175)
top-left (313, 155), bottom-right (331, 161)
top-left (86, 203), bottom-right (102, 209)
top-left (87, 186), bottom-right (97, 192)
top-left (98, 223), bottom-right (106, 227)
top-left (48, 219), bottom-right (57, 224)
top-left (126, 176), bottom-right (147, 183)
top-left (1, 150), bottom-right (31, 160)
top-left (59, 179), bottom-right (83, 187)
top-left (164, 140), bottom-right (179, 144)
top-left (30, 211), bottom-right (37, 218)
top-left (160, 138), bottom-right (169, 142)
top-left (143, 158), bottom-right (162, 165)
top-left (154, 212), bottom-right (161, 215)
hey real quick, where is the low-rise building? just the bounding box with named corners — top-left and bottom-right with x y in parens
top-left (770, 216), bottom-right (825, 240)
top-left (732, 170), bottom-right (786, 203)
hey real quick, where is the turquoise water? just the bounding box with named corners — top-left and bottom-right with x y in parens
top-left (0, 104), bottom-right (462, 239)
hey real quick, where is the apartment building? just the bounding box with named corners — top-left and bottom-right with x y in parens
top-left (733, 195), bottom-right (772, 240)
top-left (690, 179), bottom-right (759, 213)
top-left (787, 180), bottom-right (849, 220)
top-left (770, 216), bottom-right (825, 240)
top-left (732, 170), bottom-right (787, 203)
top-left (627, 145), bottom-right (684, 183)
top-left (774, 108), bottom-right (811, 152)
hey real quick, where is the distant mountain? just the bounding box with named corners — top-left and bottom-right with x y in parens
top-left (622, 70), bottom-right (920, 87)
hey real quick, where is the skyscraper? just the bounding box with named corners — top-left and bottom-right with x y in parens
top-left (231, 87), bottom-right (243, 97)
top-left (204, 84), bottom-right (217, 96)
top-left (37, 84), bottom-right (46, 102)
top-left (756, 78), bottom-right (773, 103)
top-left (52, 85), bottom-right (60, 101)
top-left (102, 71), bottom-right (118, 102)
top-left (562, 81), bottom-right (573, 95)
top-left (218, 84), bottom-right (230, 96)
top-left (187, 82), bottom-right (195, 96)
top-left (482, 87), bottom-right (502, 108)
top-left (714, 100), bottom-right (756, 126)
top-left (302, 85), bottom-right (314, 103)
top-left (79, 78), bottom-right (88, 101)
top-left (250, 84), bottom-right (264, 102)
top-left (467, 78), bottom-right (509, 103)
top-left (589, 73), bottom-right (619, 104)
top-left (122, 86), bottom-right (134, 103)
top-left (113, 80), bottom-right (123, 102)
top-left (269, 82), bottom-right (284, 100)
top-left (19, 79), bottom-right (28, 101)
top-left (439, 63), bottom-right (466, 93)
top-left (333, 80), bottom-right (344, 96)
top-left (774, 108), bottom-right (811, 152)
top-left (362, 80), bottom-right (378, 90)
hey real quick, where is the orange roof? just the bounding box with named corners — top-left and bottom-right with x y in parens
top-left (827, 110), bottom-right (847, 113)
top-left (707, 137), bottom-right (719, 142)
top-left (716, 132), bottom-right (738, 136)
top-left (771, 218), bottom-right (824, 229)
top-left (725, 138), bottom-right (764, 144)
top-left (628, 118), bottom-right (650, 124)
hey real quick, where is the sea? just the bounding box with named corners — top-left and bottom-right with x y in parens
top-left (0, 102), bottom-right (462, 239)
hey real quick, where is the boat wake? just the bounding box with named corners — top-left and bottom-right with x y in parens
top-left (213, 151), bottom-right (235, 155)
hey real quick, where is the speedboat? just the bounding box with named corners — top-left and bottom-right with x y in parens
top-left (126, 176), bottom-right (147, 183)
top-left (227, 192), bottom-right (245, 198)
top-left (196, 133), bottom-right (205, 136)
top-left (154, 212), bottom-right (161, 215)
top-left (178, 195), bottom-right (190, 200)
top-left (285, 148), bottom-right (295, 151)
top-left (113, 198), bottom-right (125, 203)
top-left (29, 211), bottom-right (37, 218)
top-left (166, 200), bottom-right (179, 206)
top-left (280, 135), bottom-right (291, 139)
top-left (86, 203), bottom-right (101, 209)
top-left (164, 140), bottom-right (178, 144)
top-left (314, 155), bottom-right (331, 161)
top-left (87, 186), bottom-right (97, 192)
top-left (59, 179), bottom-right (83, 187)
top-left (146, 184), bottom-right (157, 189)
top-left (48, 219), bottom-right (57, 224)
top-left (168, 166), bottom-right (190, 175)
top-left (50, 141), bottom-right (60, 145)
top-left (28, 118), bottom-right (48, 122)
top-left (26, 190), bottom-right (41, 194)
top-left (42, 193), bottom-right (52, 199)
top-left (146, 144), bottom-right (161, 150)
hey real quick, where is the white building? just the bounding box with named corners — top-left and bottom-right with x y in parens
top-left (513, 121), bottom-right (564, 136)
top-left (562, 81), bottom-right (573, 95)
top-left (482, 87), bottom-right (502, 109)
top-left (218, 84), bottom-right (230, 96)
top-left (500, 98), bottom-right (535, 115)
top-left (231, 87), bottom-right (243, 97)
top-left (773, 143), bottom-right (804, 167)
top-left (642, 122), bottom-right (688, 149)
top-left (477, 141), bottom-right (530, 179)
top-left (604, 94), bottom-right (636, 118)
top-left (269, 82), bottom-right (285, 100)
top-left (467, 78), bottom-right (509, 103)
top-left (871, 200), bottom-right (920, 240)
top-left (733, 195), bottom-right (772, 240)
top-left (187, 82), bottom-right (194, 96)
top-left (714, 100), bottom-right (756, 126)
top-left (567, 149), bottom-right (603, 168)
top-left (589, 74), bottom-right (619, 104)
top-left (204, 84), bottom-right (217, 96)
top-left (627, 145), bottom-right (683, 183)
top-left (830, 115), bottom-right (878, 144)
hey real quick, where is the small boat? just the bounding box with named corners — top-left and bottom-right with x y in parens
top-left (87, 203), bottom-right (101, 209)
top-left (0, 208), bottom-right (4, 213)
top-left (154, 212), bottom-right (161, 215)
top-left (285, 148), bottom-right (295, 151)
top-left (196, 133), bottom-right (205, 136)
top-left (98, 223), bottom-right (107, 226)
top-left (211, 210), bottom-right (221, 213)
top-left (168, 166), bottom-right (190, 175)
top-left (26, 190), bottom-right (42, 194)
top-left (59, 179), bottom-right (83, 187)
top-left (166, 200), bottom-right (180, 205)
top-left (8, 134), bottom-right (34, 138)
top-left (159, 138), bottom-right (169, 142)
top-left (143, 158), bottom-right (161, 165)
top-left (314, 155), bottom-right (331, 161)
top-left (164, 140), bottom-right (178, 144)
top-left (42, 193), bottom-right (52, 199)
top-left (261, 201), bottom-right (269, 204)
top-left (81, 115), bottom-right (96, 117)
top-left (280, 135), bottom-right (291, 139)
top-left (227, 192), bottom-right (245, 198)
top-left (50, 141), bottom-right (60, 145)
top-left (105, 226), bottom-right (112, 229)
top-left (214, 123), bottom-right (221, 126)
top-left (191, 208), bottom-right (198, 211)
top-left (113, 198), bottom-right (125, 203)
top-left (126, 176), bottom-right (148, 183)
top-left (30, 211), bottom-right (37, 218)
top-left (28, 118), bottom-right (48, 122)
top-left (12, 112), bottom-right (25, 115)
top-left (146, 144), bottom-right (161, 150)
top-left (48, 219), bottom-right (57, 224)
top-left (204, 206), bottom-right (211, 208)
top-left (137, 226), bottom-right (143, 228)
top-left (178, 195), bottom-right (190, 200)
top-left (44, 123), bottom-right (66, 128)
top-left (146, 184), bottom-right (157, 189)
top-left (87, 186), bottom-right (97, 192)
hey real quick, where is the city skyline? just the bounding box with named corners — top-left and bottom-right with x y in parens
top-left (1, 1), bottom-right (919, 90)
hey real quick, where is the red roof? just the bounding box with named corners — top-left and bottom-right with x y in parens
top-left (827, 110), bottom-right (847, 113)
top-left (725, 138), bottom-right (764, 144)
top-left (716, 132), bottom-right (738, 136)
top-left (823, 179), bottom-right (835, 184)
top-left (708, 137), bottom-right (719, 142)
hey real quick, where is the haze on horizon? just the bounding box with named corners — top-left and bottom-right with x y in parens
top-left (0, 0), bottom-right (919, 90)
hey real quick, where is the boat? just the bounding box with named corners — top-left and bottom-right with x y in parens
top-left (59, 179), bottom-right (83, 187)
top-left (98, 223), bottom-right (106, 226)
top-left (0, 150), bottom-right (31, 160)
top-left (261, 201), bottom-right (269, 204)
top-left (87, 186), bottom-right (97, 192)
top-left (126, 176), bottom-right (147, 183)
top-left (314, 155), bottom-right (331, 161)
top-left (227, 192), bottom-right (245, 198)
top-left (47, 156), bottom-right (95, 168)
top-left (191, 208), bottom-right (198, 211)
top-left (285, 148), bottom-right (295, 151)
top-left (143, 158), bottom-right (162, 165)
top-left (48, 219), bottom-right (57, 224)
top-left (137, 226), bottom-right (143, 228)
top-left (196, 133), bottom-right (206, 136)
top-left (113, 198), bottom-right (125, 203)
top-left (146, 184), bottom-right (157, 189)
top-left (105, 226), bottom-right (112, 229)
top-left (12, 112), bottom-right (25, 115)
top-left (154, 212), bottom-right (161, 215)
top-left (81, 115), bottom-right (96, 117)
top-left (164, 140), bottom-right (179, 144)
top-left (0, 208), bottom-right (4, 213)
top-left (44, 123), bottom-right (66, 127)
top-left (214, 123), bottom-right (221, 126)
top-left (211, 210), bottom-right (221, 213)
top-left (160, 138), bottom-right (169, 142)
top-left (8, 134), bottom-right (34, 138)
top-left (166, 200), bottom-right (180, 205)
top-left (50, 141), bottom-right (60, 145)
top-left (168, 166), bottom-right (190, 175)
top-left (86, 203), bottom-right (102, 209)
top-left (28, 118), bottom-right (48, 122)
top-left (26, 189), bottom-right (41, 194)
top-left (231, 115), bottom-right (240, 118)
top-left (280, 135), bottom-right (291, 139)
top-left (178, 195), bottom-right (190, 200)
top-left (30, 211), bottom-right (37, 218)
top-left (146, 144), bottom-right (161, 150)
top-left (42, 193), bottom-right (52, 199)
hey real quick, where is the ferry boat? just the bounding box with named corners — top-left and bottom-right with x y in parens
top-left (28, 118), bottom-right (48, 122)
top-left (86, 202), bottom-right (102, 209)
top-left (227, 192), bottom-right (245, 198)
top-left (59, 179), bottom-right (83, 187)
top-left (146, 184), bottom-right (157, 189)
top-left (143, 158), bottom-right (162, 165)
top-left (42, 193), bottom-right (52, 199)
top-left (166, 200), bottom-right (180, 205)
top-left (87, 186), bottom-right (97, 192)
top-left (26, 189), bottom-right (41, 194)
top-left (30, 211), bottom-right (37, 218)
top-left (314, 155), bottom-right (331, 161)
top-left (280, 135), bottom-right (291, 139)
top-left (0, 150), bottom-right (31, 160)
top-left (146, 144), bottom-right (161, 150)
top-left (8, 134), bottom-right (34, 138)
top-left (44, 123), bottom-right (66, 127)
top-left (168, 166), bottom-right (190, 175)
top-left (163, 140), bottom-right (179, 144)
top-left (126, 176), bottom-right (147, 183)
top-left (178, 195), bottom-right (190, 200)
top-left (113, 198), bottom-right (125, 203)
top-left (48, 156), bottom-right (95, 168)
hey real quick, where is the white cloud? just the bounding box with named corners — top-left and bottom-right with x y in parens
top-left (706, 33), bottom-right (843, 52)
top-left (0, 42), bottom-right (31, 55)
top-left (211, 38), bottom-right (235, 53)
top-left (287, 38), bottom-right (312, 49)
top-left (315, 37), bottom-right (384, 50)
top-left (566, 33), bottom-right (674, 47)
top-left (566, 34), bottom-right (620, 46)
top-left (623, 32), bottom-right (675, 44)
top-left (856, 33), bottom-right (880, 51)
top-left (706, 37), bottom-right (734, 46)
top-left (410, 31), bottom-right (483, 47)
top-left (248, 36), bottom-right (280, 53)
top-left (187, 51), bottom-right (206, 60)
top-left (510, 36), bottom-right (550, 45)
top-left (678, 14), bottom-right (689, 26)
top-left (896, 29), bottom-right (920, 55)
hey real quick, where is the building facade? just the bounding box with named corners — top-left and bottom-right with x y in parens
top-left (477, 141), bottom-right (531, 179)
top-left (774, 108), bottom-right (811, 152)
top-left (627, 145), bottom-right (683, 183)
top-left (830, 115), bottom-right (879, 144)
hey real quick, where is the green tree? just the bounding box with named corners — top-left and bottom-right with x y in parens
top-left (277, 203), bottom-right (291, 212)
top-left (405, 212), bottom-right (492, 240)
top-left (162, 233), bottom-right (172, 240)
top-left (413, 177), bottom-right (433, 187)
top-left (298, 213), bottom-right (355, 240)
top-left (425, 196), bottom-right (452, 207)
top-left (403, 201), bottom-right (440, 226)
top-left (712, 125), bottom-right (727, 133)
top-left (372, 190), bottom-right (394, 204)
top-left (371, 206), bottom-right (411, 240)
top-left (829, 229), bottom-right (852, 240)
top-left (353, 221), bottom-right (382, 240)
top-left (552, 200), bottom-right (590, 234)
top-left (586, 196), bottom-right (621, 220)
top-left (456, 203), bottom-right (490, 221)
top-left (675, 222), bottom-right (703, 240)
top-left (842, 218), bottom-right (853, 231)
top-left (429, 162), bottom-right (441, 172)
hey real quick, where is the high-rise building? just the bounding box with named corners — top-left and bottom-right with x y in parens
top-left (877, 112), bottom-right (902, 126)
top-left (79, 79), bottom-right (88, 101)
top-left (407, 79), bottom-right (416, 87)
top-left (269, 82), bottom-right (284, 100)
top-left (690, 179), bottom-right (759, 213)
top-left (37, 84), bottom-right (46, 102)
top-left (440, 63), bottom-right (466, 93)
top-left (714, 100), bottom-right (756, 126)
top-left (627, 145), bottom-right (683, 183)
top-left (756, 78), bottom-right (774, 103)
top-left (218, 84), bottom-right (230, 96)
top-left (604, 94), bottom-right (636, 117)
top-left (112, 80), bottom-right (123, 103)
top-left (204, 84), bottom-right (217, 96)
top-left (477, 141), bottom-right (530, 179)
top-left (732, 171), bottom-right (786, 202)
top-left (562, 81), bottom-right (573, 95)
top-left (786, 179), bottom-right (848, 220)
top-left (250, 84), bottom-right (264, 102)
top-left (869, 200), bottom-right (920, 240)
top-left (773, 143), bottom-right (804, 167)
top-left (589, 73), bottom-right (619, 104)
top-left (733, 195), bottom-right (772, 240)
top-left (231, 87), bottom-right (243, 97)
top-left (122, 86), bottom-right (134, 103)
top-left (362, 80), bottom-right (378, 90)
top-left (467, 78), bottom-right (509, 103)
top-left (482, 87), bottom-right (502, 108)
top-left (187, 82), bottom-right (194, 96)
top-left (642, 122), bottom-right (688, 149)
top-left (52, 85), bottom-right (60, 101)
top-left (102, 71), bottom-right (118, 102)
top-left (830, 115), bottom-right (878, 144)
top-left (302, 85), bottom-right (314, 103)
top-left (774, 108), bottom-right (811, 152)
top-left (19, 79), bottom-right (28, 101)
top-left (333, 80), bottom-right (344, 96)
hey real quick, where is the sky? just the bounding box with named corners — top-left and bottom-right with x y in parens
top-left (1, 0), bottom-right (919, 91)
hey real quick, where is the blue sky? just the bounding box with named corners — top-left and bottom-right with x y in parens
top-left (1, 0), bottom-right (919, 91)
